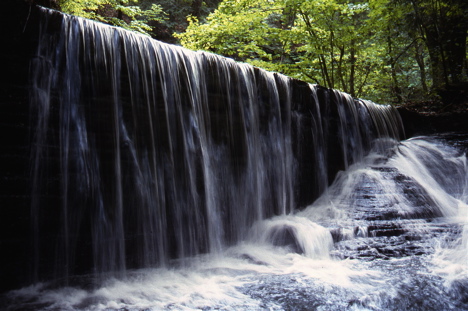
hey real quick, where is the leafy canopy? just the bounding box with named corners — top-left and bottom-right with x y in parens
top-left (177, 0), bottom-right (467, 103)
top-left (59, 0), bottom-right (167, 35)
top-left (177, 0), bottom-right (390, 100)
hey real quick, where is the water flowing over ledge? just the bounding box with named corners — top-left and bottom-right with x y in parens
top-left (3, 3), bottom-right (402, 292)
top-left (2, 4), bottom-right (468, 311)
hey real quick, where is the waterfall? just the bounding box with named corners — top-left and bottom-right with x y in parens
top-left (23, 7), bottom-right (405, 285)
top-left (3, 5), bottom-right (468, 310)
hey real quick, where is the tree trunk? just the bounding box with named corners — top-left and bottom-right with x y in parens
top-left (349, 43), bottom-right (356, 98)
top-left (387, 34), bottom-right (402, 103)
top-left (411, 0), bottom-right (468, 90)
top-left (414, 41), bottom-right (428, 94)
top-left (191, 0), bottom-right (203, 19)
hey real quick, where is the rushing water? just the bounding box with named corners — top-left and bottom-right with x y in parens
top-left (1, 6), bottom-right (467, 311)
top-left (4, 134), bottom-right (468, 310)
top-left (23, 6), bottom-right (402, 283)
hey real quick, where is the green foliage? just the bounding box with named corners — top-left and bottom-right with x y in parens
top-left (59, 0), bottom-right (167, 35)
top-left (177, 0), bottom-right (467, 104)
top-left (59, 0), bottom-right (106, 19)
top-left (56, 0), bottom-right (467, 103)
top-left (180, 1), bottom-right (283, 60)
top-left (138, 0), bottom-right (222, 43)
top-left (54, 0), bottom-right (222, 46)
top-left (177, 0), bottom-right (378, 98)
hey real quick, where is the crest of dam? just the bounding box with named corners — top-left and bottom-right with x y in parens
top-left (0, 3), bottom-right (404, 291)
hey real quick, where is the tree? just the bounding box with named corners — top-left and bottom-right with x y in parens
top-left (368, 0), bottom-right (428, 103)
top-left (48, 0), bottom-right (221, 42)
top-left (177, 0), bottom-right (385, 99)
top-left (369, 0), bottom-right (468, 101)
top-left (50, 0), bottom-right (467, 103)
top-left (57, 0), bottom-right (167, 36)
top-left (178, 0), bottom-right (467, 103)
top-left (291, 0), bottom-right (373, 97)
top-left (405, 0), bottom-right (468, 91)
top-left (130, 0), bottom-right (222, 43)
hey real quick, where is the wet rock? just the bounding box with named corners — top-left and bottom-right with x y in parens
top-left (368, 223), bottom-right (406, 237)
top-left (269, 226), bottom-right (304, 254)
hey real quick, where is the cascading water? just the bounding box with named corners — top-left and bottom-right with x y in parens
top-left (1, 4), bottom-right (467, 311)
top-left (22, 6), bottom-right (403, 283)
top-left (5, 134), bottom-right (467, 310)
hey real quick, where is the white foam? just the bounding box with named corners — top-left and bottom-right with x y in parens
top-left (7, 137), bottom-right (468, 310)
top-left (248, 215), bottom-right (333, 259)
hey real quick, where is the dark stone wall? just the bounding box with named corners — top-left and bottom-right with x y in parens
top-left (398, 108), bottom-right (468, 137)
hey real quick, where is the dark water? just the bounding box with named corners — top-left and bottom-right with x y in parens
top-left (2, 7), bottom-right (467, 311)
